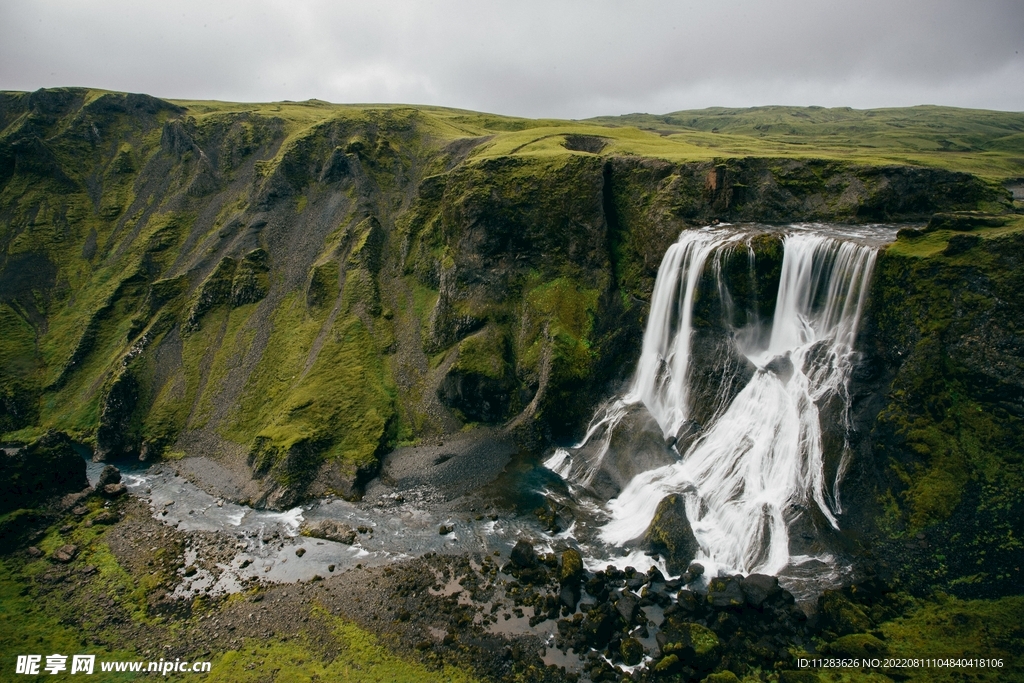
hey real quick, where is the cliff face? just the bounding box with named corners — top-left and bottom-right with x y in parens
top-left (0, 88), bottom-right (1015, 511)
top-left (844, 223), bottom-right (1024, 598)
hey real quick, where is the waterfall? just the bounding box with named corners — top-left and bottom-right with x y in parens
top-left (548, 225), bottom-right (880, 577)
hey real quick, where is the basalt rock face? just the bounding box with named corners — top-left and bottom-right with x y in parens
top-left (842, 228), bottom-right (1024, 598)
top-left (0, 87), bottom-right (1010, 508)
top-left (0, 430), bottom-right (88, 513)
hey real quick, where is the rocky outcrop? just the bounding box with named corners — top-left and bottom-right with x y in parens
top-left (0, 431), bottom-right (89, 513)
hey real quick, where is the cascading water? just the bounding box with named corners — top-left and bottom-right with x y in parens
top-left (547, 224), bottom-right (885, 579)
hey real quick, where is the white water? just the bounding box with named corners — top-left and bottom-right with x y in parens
top-left (552, 225), bottom-right (884, 577)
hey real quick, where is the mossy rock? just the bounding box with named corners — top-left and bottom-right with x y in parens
top-left (644, 494), bottom-right (700, 575)
top-left (822, 633), bottom-right (888, 659)
top-left (703, 671), bottom-right (741, 683)
top-left (619, 636), bottom-right (644, 665)
top-left (559, 548), bottom-right (583, 584)
top-left (818, 590), bottom-right (873, 636)
top-left (661, 622), bottom-right (720, 671)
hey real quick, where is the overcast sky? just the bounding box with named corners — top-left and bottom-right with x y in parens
top-left (1, 1), bottom-right (1022, 119)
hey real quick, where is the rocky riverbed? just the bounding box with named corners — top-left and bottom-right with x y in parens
top-left (2, 459), bottom-right (933, 683)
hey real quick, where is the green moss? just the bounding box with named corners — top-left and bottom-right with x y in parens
top-left (0, 559), bottom-right (137, 681)
top-left (208, 608), bottom-right (477, 683)
top-left (453, 325), bottom-right (509, 381)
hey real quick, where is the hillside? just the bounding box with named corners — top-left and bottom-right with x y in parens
top-left (1, 89), bottom-right (1020, 509)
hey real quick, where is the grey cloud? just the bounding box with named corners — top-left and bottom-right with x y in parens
top-left (1, 0), bottom-right (1021, 117)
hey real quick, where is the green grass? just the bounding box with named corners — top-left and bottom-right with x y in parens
top-left (589, 105), bottom-right (1024, 181)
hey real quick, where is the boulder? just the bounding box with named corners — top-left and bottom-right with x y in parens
top-left (644, 494), bottom-right (700, 575)
top-left (740, 573), bottom-right (781, 608)
top-left (301, 519), bottom-right (357, 544)
top-left (707, 576), bottom-right (745, 608)
top-left (559, 582), bottom-right (581, 611)
top-left (510, 539), bottom-right (537, 568)
top-left (101, 483), bottom-right (127, 498)
top-left (559, 548), bottom-right (583, 584)
top-left (619, 636), bottom-right (644, 665)
top-left (97, 465), bottom-right (121, 488)
top-left (615, 590), bottom-right (640, 623)
top-left (52, 544), bottom-right (77, 563)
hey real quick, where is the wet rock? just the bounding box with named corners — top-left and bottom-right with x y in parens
top-left (619, 636), bottom-right (644, 665)
top-left (52, 544), bottom-right (77, 563)
top-left (301, 520), bottom-right (357, 544)
top-left (615, 590), bottom-right (640, 624)
top-left (101, 483), bottom-right (127, 498)
top-left (707, 576), bottom-right (745, 608)
top-left (644, 494), bottom-right (700, 575)
top-left (184, 566), bottom-right (198, 577)
top-left (764, 352), bottom-right (795, 382)
top-left (740, 573), bottom-right (781, 608)
top-left (580, 603), bottom-right (617, 648)
top-left (660, 622), bottom-right (720, 672)
top-left (559, 548), bottom-right (583, 584)
top-left (559, 582), bottom-right (581, 611)
top-left (97, 465), bottom-right (122, 488)
top-left (295, 547), bottom-right (306, 557)
top-left (510, 539), bottom-right (537, 568)
top-left (438, 524), bottom-right (454, 535)
top-left (687, 562), bottom-right (705, 578)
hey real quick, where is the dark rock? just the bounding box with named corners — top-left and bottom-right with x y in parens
top-left (184, 566), bottom-right (198, 577)
top-left (615, 590), bottom-right (640, 623)
top-left (97, 465), bottom-right (121, 488)
top-left (559, 582), bottom-right (581, 611)
top-left (0, 431), bottom-right (89, 514)
top-left (51, 544), bottom-right (77, 563)
top-left (707, 576), bottom-right (745, 608)
top-left (676, 589), bottom-right (700, 613)
top-left (71, 505), bottom-right (89, 517)
top-left (101, 483), bottom-right (127, 498)
top-left (295, 547), bottom-right (306, 557)
top-left (659, 621), bottom-right (720, 672)
top-left (740, 573), bottom-right (781, 608)
top-left (510, 539), bottom-right (537, 568)
top-left (619, 636), bottom-right (644, 665)
top-left (580, 603), bottom-right (617, 648)
top-left (439, 524), bottom-right (454, 535)
top-left (644, 494), bottom-right (700, 575)
top-left (687, 562), bottom-right (705, 578)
